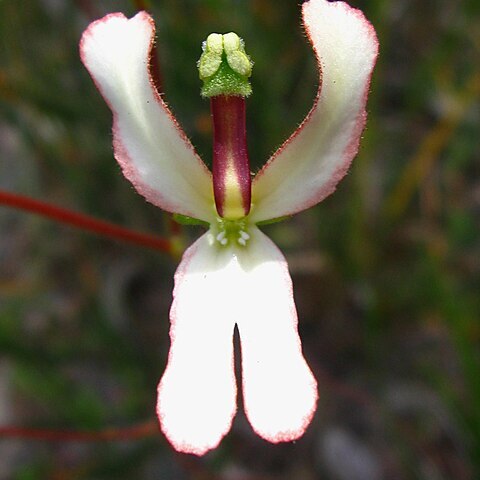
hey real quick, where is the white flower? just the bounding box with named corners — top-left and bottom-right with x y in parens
top-left (80, 0), bottom-right (378, 455)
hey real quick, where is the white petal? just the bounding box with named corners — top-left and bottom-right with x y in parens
top-left (251, 0), bottom-right (378, 222)
top-left (236, 228), bottom-right (318, 442)
top-left (157, 232), bottom-right (237, 455)
top-left (158, 228), bottom-right (316, 452)
top-left (80, 12), bottom-right (214, 221)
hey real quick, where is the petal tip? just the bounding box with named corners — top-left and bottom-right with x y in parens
top-left (79, 11), bottom-right (155, 78)
top-left (157, 376), bottom-right (235, 456)
top-left (302, 0), bottom-right (379, 56)
top-left (245, 376), bottom-right (318, 444)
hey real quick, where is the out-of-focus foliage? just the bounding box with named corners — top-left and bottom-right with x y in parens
top-left (0, 0), bottom-right (479, 478)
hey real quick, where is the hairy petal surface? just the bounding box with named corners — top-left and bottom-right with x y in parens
top-left (158, 227), bottom-right (317, 453)
top-left (236, 228), bottom-right (318, 442)
top-left (251, 0), bottom-right (379, 222)
top-left (157, 233), bottom-right (237, 455)
top-left (80, 12), bottom-right (214, 221)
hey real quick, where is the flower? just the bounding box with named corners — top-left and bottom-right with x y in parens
top-left (80, 0), bottom-right (378, 456)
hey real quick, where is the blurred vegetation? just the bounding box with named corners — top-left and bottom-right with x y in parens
top-left (0, 0), bottom-right (479, 478)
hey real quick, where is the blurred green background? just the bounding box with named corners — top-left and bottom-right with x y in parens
top-left (0, 0), bottom-right (479, 478)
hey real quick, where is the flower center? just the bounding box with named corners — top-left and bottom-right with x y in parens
top-left (214, 217), bottom-right (251, 247)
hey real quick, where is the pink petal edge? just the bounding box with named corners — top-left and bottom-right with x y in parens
top-left (252, 0), bottom-right (379, 218)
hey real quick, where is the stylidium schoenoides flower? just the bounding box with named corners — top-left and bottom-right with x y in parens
top-left (80, 0), bottom-right (378, 455)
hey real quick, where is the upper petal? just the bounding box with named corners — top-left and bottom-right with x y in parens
top-left (80, 12), bottom-right (215, 221)
top-left (235, 228), bottom-right (318, 442)
top-left (250, 0), bottom-right (378, 222)
top-left (157, 232), bottom-right (237, 455)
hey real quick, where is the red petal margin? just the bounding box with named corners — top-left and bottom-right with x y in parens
top-left (253, 0), bottom-right (379, 216)
top-left (79, 12), bottom-right (212, 217)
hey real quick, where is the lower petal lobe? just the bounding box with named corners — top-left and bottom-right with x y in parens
top-left (236, 228), bottom-right (318, 442)
top-left (157, 233), bottom-right (237, 455)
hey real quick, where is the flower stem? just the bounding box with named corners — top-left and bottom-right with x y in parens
top-left (0, 190), bottom-right (174, 255)
top-left (0, 419), bottom-right (158, 442)
top-left (132, 0), bottom-right (163, 92)
top-left (74, 0), bottom-right (98, 19)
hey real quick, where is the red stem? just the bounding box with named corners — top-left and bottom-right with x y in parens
top-left (132, 0), bottom-right (150, 10)
top-left (133, 0), bottom-right (163, 93)
top-left (74, 0), bottom-right (99, 19)
top-left (148, 42), bottom-right (163, 93)
top-left (133, 0), bottom-right (180, 240)
top-left (0, 420), bottom-right (158, 442)
top-left (0, 190), bottom-right (174, 254)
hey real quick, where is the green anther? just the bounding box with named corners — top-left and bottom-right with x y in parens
top-left (226, 50), bottom-right (251, 77)
top-left (206, 33), bottom-right (223, 55)
top-left (222, 32), bottom-right (240, 54)
top-left (198, 32), bottom-right (253, 98)
top-left (198, 34), bottom-right (223, 79)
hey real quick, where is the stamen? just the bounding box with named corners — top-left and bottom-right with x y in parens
top-left (214, 218), bottom-right (251, 248)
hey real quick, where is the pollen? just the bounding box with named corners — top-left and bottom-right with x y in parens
top-left (214, 218), bottom-right (251, 247)
top-left (216, 231), bottom-right (228, 246)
